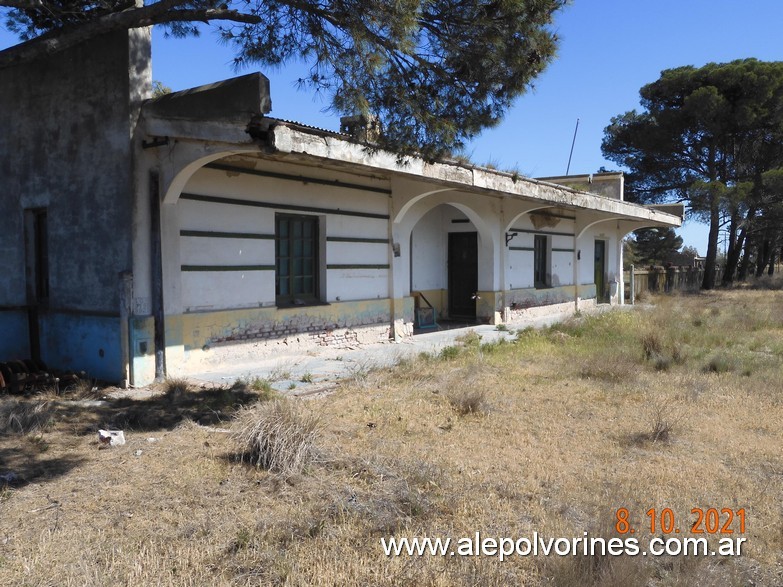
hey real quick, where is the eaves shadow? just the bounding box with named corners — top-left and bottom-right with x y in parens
top-left (0, 444), bottom-right (85, 490)
top-left (52, 385), bottom-right (261, 435)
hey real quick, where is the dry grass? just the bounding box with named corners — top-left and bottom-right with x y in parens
top-left (0, 399), bottom-right (54, 435)
top-left (60, 377), bottom-right (102, 399)
top-left (233, 399), bottom-right (321, 474)
top-left (0, 289), bottom-right (782, 586)
top-left (447, 387), bottom-right (489, 416)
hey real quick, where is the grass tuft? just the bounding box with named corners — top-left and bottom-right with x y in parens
top-left (704, 352), bottom-right (736, 374)
top-left (578, 353), bottom-right (635, 383)
top-left (439, 345), bottom-right (461, 360)
top-left (641, 331), bottom-right (663, 360)
top-left (163, 377), bottom-right (191, 401)
top-left (232, 376), bottom-right (277, 401)
top-left (455, 330), bottom-right (482, 347)
top-left (62, 377), bottom-right (101, 399)
top-left (0, 399), bottom-right (54, 435)
top-left (233, 399), bottom-right (320, 475)
top-left (447, 388), bottom-right (488, 416)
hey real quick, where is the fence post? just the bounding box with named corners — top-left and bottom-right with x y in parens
top-left (629, 264), bottom-right (635, 305)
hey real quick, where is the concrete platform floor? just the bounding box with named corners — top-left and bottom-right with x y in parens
top-left (182, 304), bottom-right (619, 396)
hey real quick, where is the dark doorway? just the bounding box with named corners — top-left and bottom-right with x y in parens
top-left (24, 208), bottom-right (49, 361)
top-left (594, 239), bottom-right (607, 303)
top-left (448, 232), bottom-right (478, 318)
top-left (534, 234), bottom-right (549, 288)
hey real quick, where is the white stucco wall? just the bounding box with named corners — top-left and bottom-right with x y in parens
top-left (506, 214), bottom-right (576, 290)
top-left (174, 160), bottom-right (392, 312)
top-left (410, 206), bottom-right (446, 291)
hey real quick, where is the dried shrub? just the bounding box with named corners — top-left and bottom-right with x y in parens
top-left (0, 399), bottom-right (54, 435)
top-left (345, 358), bottom-right (377, 386)
top-left (626, 395), bottom-right (683, 446)
top-left (578, 353), bottom-right (635, 384)
top-left (233, 400), bottom-right (320, 475)
top-left (704, 353), bottom-right (737, 374)
top-left (455, 331), bottom-right (483, 347)
top-left (543, 544), bottom-right (651, 587)
top-left (62, 378), bottom-right (101, 399)
top-left (439, 345), bottom-right (461, 360)
top-left (447, 388), bottom-right (488, 416)
top-left (163, 377), bottom-right (191, 402)
top-left (641, 331), bottom-right (663, 360)
top-left (648, 407), bottom-right (674, 443)
top-left (650, 353), bottom-right (672, 372)
top-left (328, 458), bottom-right (440, 535)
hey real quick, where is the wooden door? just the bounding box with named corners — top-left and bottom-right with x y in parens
top-left (594, 239), bottom-right (607, 303)
top-left (448, 232), bottom-right (478, 318)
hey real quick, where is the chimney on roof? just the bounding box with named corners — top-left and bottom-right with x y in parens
top-left (340, 114), bottom-right (380, 143)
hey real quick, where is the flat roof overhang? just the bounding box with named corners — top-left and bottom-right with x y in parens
top-left (141, 112), bottom-right (682, 229)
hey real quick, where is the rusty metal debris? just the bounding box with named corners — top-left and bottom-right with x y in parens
top-left (0, 359), bottom-right (80, 395)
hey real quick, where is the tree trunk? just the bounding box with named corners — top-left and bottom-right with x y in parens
top-left (723, 205), bottom-right (755, 284)
top-left (702, 196), bottom-right (720, 289)
top-left (721, 206), bottom-right (740, 285)
top-left (738, 234), bottom-right (754, 280)
top-left (755, 238), bottom-right (770, 278)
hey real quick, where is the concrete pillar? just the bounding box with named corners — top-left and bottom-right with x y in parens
top-left (617, 234), bottom-right (625, 305)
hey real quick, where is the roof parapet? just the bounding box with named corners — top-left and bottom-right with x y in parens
top-left (142, 72), bottom-right (272, 123)
top-left (647, 203), bottom-right (685, 222)
top-left (536, 172), bottom-right (624, 201)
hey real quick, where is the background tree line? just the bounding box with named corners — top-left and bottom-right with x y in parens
top-left (602, 59), bottom-right (783, 288)
top-left (624, 227), bottom-right (700, 268)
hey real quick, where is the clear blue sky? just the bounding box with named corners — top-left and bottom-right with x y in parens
top-left (3, 0), bottom-right (782, 254)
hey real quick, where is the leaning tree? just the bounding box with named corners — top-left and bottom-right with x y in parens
top-left (1, 0), bottom-right (566, 159)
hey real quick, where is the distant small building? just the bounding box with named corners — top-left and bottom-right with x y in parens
top-left (0, 30), bottom-right (682, 386)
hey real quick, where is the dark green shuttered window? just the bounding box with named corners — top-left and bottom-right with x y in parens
top-left (275, 214), bottom-right (319, 304)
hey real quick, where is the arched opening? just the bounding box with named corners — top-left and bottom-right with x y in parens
top-left (408, 203), bottom-right (494, 324)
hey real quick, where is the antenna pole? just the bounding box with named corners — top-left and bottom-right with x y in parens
top-left (566, 118), bottom-right (580, 175)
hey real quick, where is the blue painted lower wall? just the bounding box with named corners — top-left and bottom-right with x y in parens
top-left (0, 310), bottom-right (31, 359)
top-left (39, 313), bottom-right (122, 382)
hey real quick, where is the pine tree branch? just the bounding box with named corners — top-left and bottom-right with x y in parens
top-left (0, 0), bottom-right (45, 8)
top-left (0, 0), bottom-right (261, 68)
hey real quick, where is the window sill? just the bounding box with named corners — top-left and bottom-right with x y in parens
top-left (275, 299), bottom-right (330, 310)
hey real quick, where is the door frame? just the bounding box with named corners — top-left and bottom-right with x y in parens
top-left (594, 238), bottom-right (608, 303)
top-left (447, 231), bottom-right (478, 318)
top-left (24, 208), bottom-right (49, 362)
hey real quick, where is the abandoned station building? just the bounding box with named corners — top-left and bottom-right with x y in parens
top-left (0, 30), bottom-right (681, 387)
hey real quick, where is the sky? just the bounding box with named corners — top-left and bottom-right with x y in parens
top-left (3, 0), bottom-right (783, 255)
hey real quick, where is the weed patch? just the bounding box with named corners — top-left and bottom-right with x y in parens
top-left (233, 399), bottom-right (321, 475)
top-left (704, 352), bottom-right (737, 374)
top-left (447, 388), bottom-right (489, 416)
top-left (162, 377), bottom-right (191, 402)
top-left (0, 399), bottom-right (54, 435)
top-left (439, 345), bottom-right (461, 360)
top-left (578, 352), bottom-right (637, 383)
